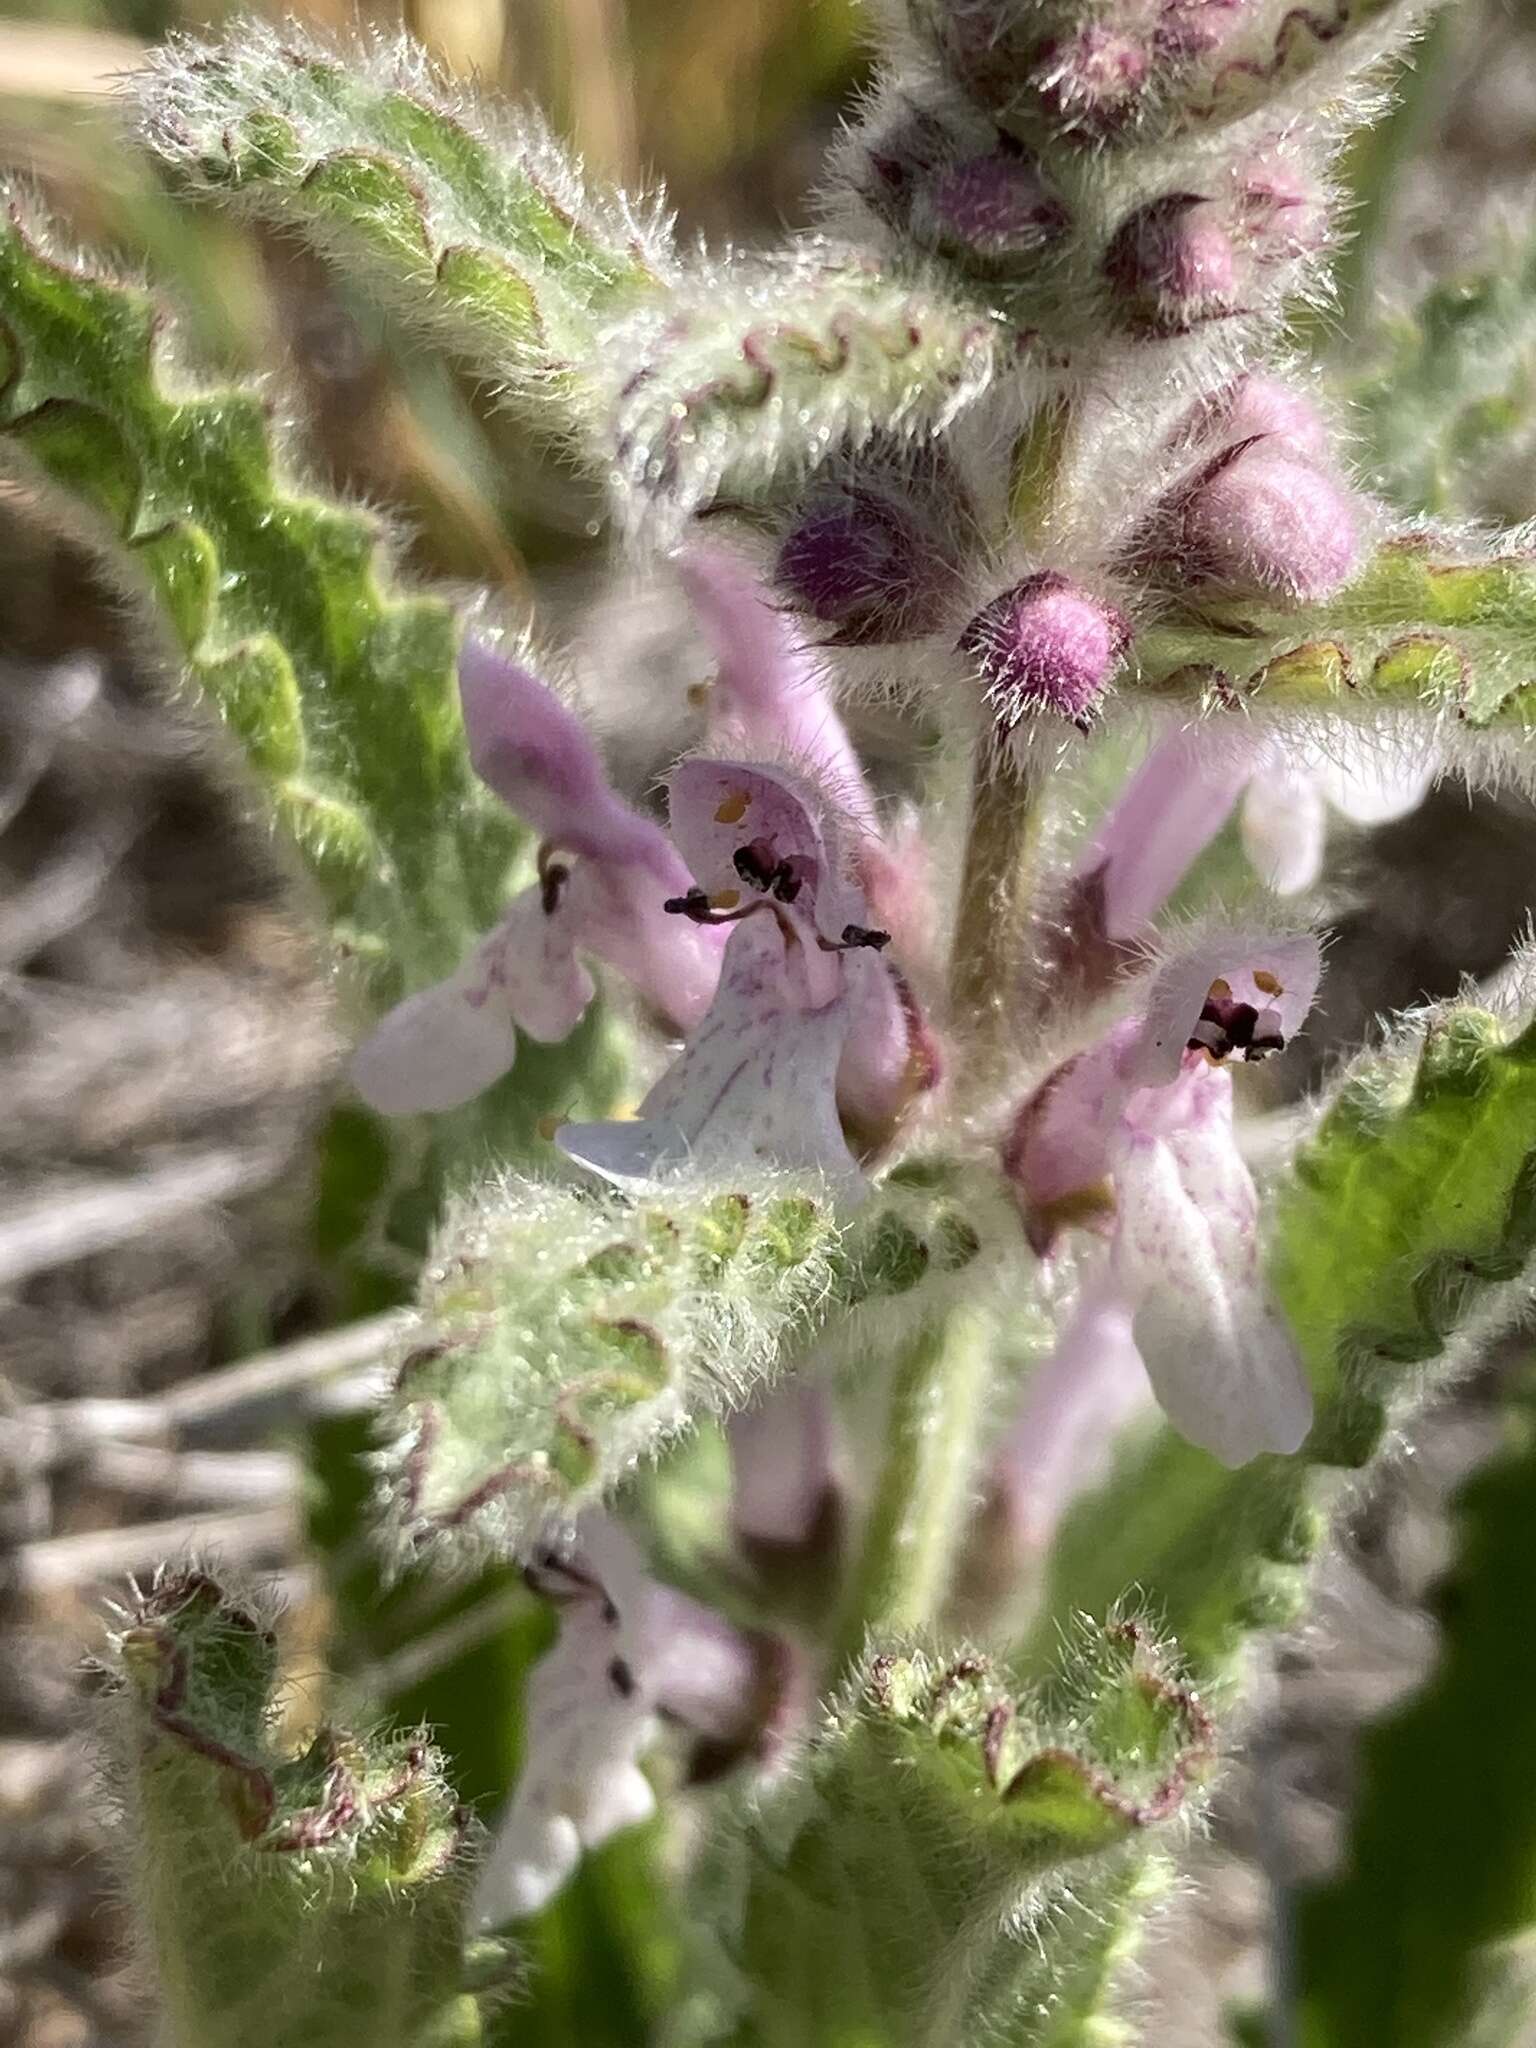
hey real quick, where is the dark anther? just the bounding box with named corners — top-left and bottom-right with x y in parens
top-left (608, 1656), bottom-right (636, 1698)
top-left (601, 1597), bottom-right (620, 1626)
top-left (537, 842), bottom-right (572, 916)
top-left (664, 886), bottom-right (716, 922)
top-left (818, 923), bottom-right (894, 955)
top-left (733, 838), bottom-right (808, 904)
top-left (1188, 995), bottom-right (1287, 1062)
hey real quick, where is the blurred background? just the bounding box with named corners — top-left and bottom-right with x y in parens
top-left (5, 2), bottom-right (1536, 2043)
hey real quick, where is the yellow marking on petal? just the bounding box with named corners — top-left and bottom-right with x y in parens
top-left (714, 788), bottom-right (751, 824)
top-left (1207, 977), bottom-right (1233, 1000)
top-left (710, 888), bottom-right (741, 910)
top-left (687, 674), bottom-right (714, 709)
top-left (1252, 969), bottom-right (1282, 996)
top-left (536, 1113), bottom-right (567, 1142)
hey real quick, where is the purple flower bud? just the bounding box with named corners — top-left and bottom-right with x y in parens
top-left (1177, 373), bottom-right (1334, 463)
top-left (917, 150), bottom-right (1069, 263)
top-left (1154, 0), bottom-right (1247, 59)
top-left (1033, 25), bottom-right (1153, 135)
top-left (775, 483), bottom-right (951, 646)
top-left (1236, 156), bottom-right (1326, 263)
top-left (959, 572), bottom-right (1132, 733)
top-left (1169, 440), bottom-right (1363, 603)
top-left (1103, 193), bottom-right (1238, 334)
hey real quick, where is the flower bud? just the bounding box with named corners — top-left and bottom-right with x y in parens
top-left (1164, 441), bottom-right (1363, 604)
top-left (959, 572), bottom-right (1132, 733)
top-left (1236, 155), bottom-right (1326, 263)
top-left (1154, 0), bottom-right (1247, 59)
top-left (775, 478), bottom-right (956, 645)
top-left (1032, 24), bottom-right (1153, 136)
top-left (1103, 193), bottom-right (1237, 334)
top-left (1176, 372), bottom-right (1334, 463)
top-left (915, 149), bottom-right (1069, 264)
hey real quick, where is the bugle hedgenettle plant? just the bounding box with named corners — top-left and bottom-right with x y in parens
top-left (12, 1), bottom-right (1536, 2040)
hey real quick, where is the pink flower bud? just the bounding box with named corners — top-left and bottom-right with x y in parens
top-left (1154, 0), bottom-right (1247, 59)
top-left (775, 482), bottom-right (952, 645)
top-left (1177, 373), bottom-right (1334, 463)
top-left (1236, 156), bottom-right (1326, 262)
top-left (1032, 25), bottom-right (1153, 135)
top-left (959, 572), bottom-right (1132, 733)
top-left (1104, 193), bottom-right (1238, 335)
top-left (1171, 441), bottom-right (1363, 603)
top-left (918, 150), bottom-right (1069, 263)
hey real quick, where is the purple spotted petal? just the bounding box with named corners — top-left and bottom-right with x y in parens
top-left (1109, 1062), bottom-right (1312, 1466)
top-left (557, 915), bottom-right (865, 1200)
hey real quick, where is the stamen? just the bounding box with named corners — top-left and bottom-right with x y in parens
top-left (664, 889), bottom-right (770, 928)
top-left (818, 923), bottom-right (893, 953)
top-left (537, 844), bottom-right (572, 916)
top-left (1186, 989), bottom-right (1288, 1063)
top-left (1252, 968), bottom-right (1283, 996)
top-left (608, 1656), bottom-right (636, 1698)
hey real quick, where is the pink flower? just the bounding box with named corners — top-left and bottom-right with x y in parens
top-left (472, 1520), bottom-right (796, 1923)
top-left (557, 760), bottom-right (900, 1199)
top-left (1004, 927), bottom-right (1321, 1465)
top-left (353, 640), bottom-right (719, 1116)
top-left (1072, 722), bottom-right (1439, 959)
top-left (987, 1282), bottom-right (1154, 1561)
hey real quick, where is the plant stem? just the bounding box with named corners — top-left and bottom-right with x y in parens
top-left (833, 1311), bottom-right (993, 1671)
top-left (948, 748), bottom-right (1045, 1090)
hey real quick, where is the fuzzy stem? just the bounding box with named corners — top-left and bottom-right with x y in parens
top-left (948, 751), bottom-right (1045, 1090)
top-left (833, 1312), bottom-right (993, 1671)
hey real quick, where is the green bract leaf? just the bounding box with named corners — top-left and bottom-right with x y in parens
top-left (136, 22), bottom-right (668, 388)
top-left (1041, 1003), bottom-right (1536, 1676)
top-left (381, 1172), bottom-right (989, 1569)
top-left (703, 1625), bottom-right (1211, 2048)
top-left (1135, 537), bottom-right (1536, 734)
top-left (600, 246), bottom-right (999, 544)
top-left (1294, 1391), bottom-right (1536, 2047)
top-left (104, 1570), bottom-right (516, 2048)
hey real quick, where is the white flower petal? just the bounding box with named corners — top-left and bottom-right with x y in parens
top-left (1239, 769), bottom-right (1327, 896)
top-left (558, 916), bottom-right (865, 1199)
top-left (351, 975), bottom-right (520, 1114)
top-left (1110, 1069), bottom-right (1312, 1466)
top-left (1313, 733), bottom-right (1438, 826)
top-left (471, 1592), bottom-right (655, 1927)
top-left (350, 890), bottom-right (594, 1114)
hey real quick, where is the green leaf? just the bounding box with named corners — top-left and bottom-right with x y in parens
top-left (381, 1173), bottom-right (989, 1570)
top-left (1293, 1389), bottom-right (1536, 2047)
top-left (136, 22), bottom-right (665, 388)
top-left (602, 246), bottom-right (999, 543)
top-left (0, 197), bottom-right (507, 987)
top-left (1134, 536), bottom-right (1536, 729)
top-left (703, 1625), bottom-right (1211, 2048)
top-left (1039, 1004), bottom-right (1536, 1678)
top-left (104, 1569), bottom-right (517, 2048)
top-left (1338, 221), bottom-right (1536, 519)
top-left (0, 195), bottom-right (630, 1280)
